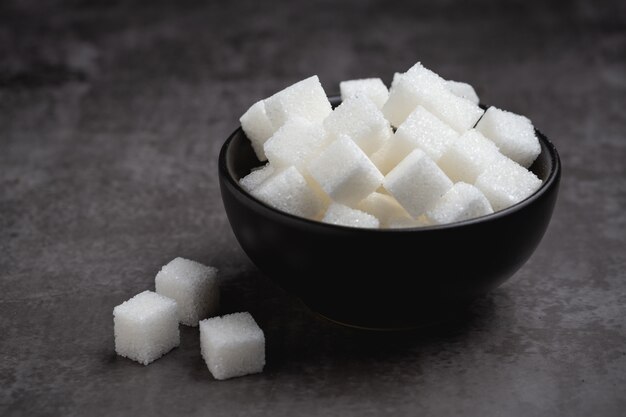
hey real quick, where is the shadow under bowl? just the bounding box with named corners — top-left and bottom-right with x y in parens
top-left (218, 97), bottom-right (561, 330)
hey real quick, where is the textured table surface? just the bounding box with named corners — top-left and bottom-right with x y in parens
top-left (1, 1), bottom-right (625, 416)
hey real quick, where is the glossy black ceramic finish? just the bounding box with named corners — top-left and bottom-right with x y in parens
top-left (218, 97), bottom-right (561, 329)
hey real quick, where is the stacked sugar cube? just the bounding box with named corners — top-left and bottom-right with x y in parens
top-left (239, 62), bottom-right (543, 228)
top-left (113, 257), bottom-right (266, 380)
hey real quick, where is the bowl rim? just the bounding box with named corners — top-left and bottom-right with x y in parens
top-left (219, 103), bottom-right (561, 233)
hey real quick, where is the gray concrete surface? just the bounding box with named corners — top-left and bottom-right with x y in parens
top-left (1, 0), bottom-right (625, 416)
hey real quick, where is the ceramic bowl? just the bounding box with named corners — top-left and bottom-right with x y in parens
top-left (218, 96), bottom-right (561, 329)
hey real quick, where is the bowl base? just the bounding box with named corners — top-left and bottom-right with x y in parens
top-left (300, 298), bottom-right (474, 331)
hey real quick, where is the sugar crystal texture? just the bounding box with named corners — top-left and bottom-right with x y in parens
top-left (373, 105), bottom-right (459, 175)
top-left (239, 163), bottom-right (275, 192)
top-left (386, 214), bottom-right (430, 229)
top-left (251, 166), bottom-right (326, 218)
top-left (321, 202), bottom-right (380, 228)
top-left (357, 192), bottom-right (411, 228)
top-left (405, 62), bottom-right (447, 81)
top-left (438, 129), bottom-right (503, 183)
top-left (264, 75), bottom-right (332, 130)
top-left (199, 312), bottom-right (265, 380)
top-left (383, 63), bottom-right (484, 131)
top-left (385, 215), bottom-right (418, 228)
top-left (390, 72), bottom-right (404, 89)
top-left (308, 135), bottom-right (384, 206)
top-left (323, 96), bottom-right (392, 155)
top-left (382, 63), bottom-right (445, 127)
top-left (475, 106), bottom-right (541, 168)
top-left (383, 148), bottom-right (453, 217)
top-left (304, 174), bottom-right (332, 213)
top-left (239, 100), bottom-right (275, 161)
top-left (426, 182), bottom-right (493, 225)
top-left (475, 156), bottom-right (543, 211)
top-left (411, 76), bottom-right (484, 133)
top-left (339, 78), bottom-right (389, 109)
top-left (263, 117), bottom-right (330, 173)
top-left (113, 290), bottom-right (180, 365)
top-left (155, 257), bottom-right (219, 326)
top-left (446, 80), bottom-right (480, 105)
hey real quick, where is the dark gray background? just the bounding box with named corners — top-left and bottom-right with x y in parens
top-left (1, 0), bottom-right (625, 416)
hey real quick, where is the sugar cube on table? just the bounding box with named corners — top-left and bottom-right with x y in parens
top-left (446, 80), bottom-right (480, 105)
top-left (383, 148), bottom-right (453, 218)
top-left (239, 163), bottom-right (275, 192)
top-left (321, 202), bottom-right (380, 228)
top-left (339, 78), bottom-right (389, 109)
top-left (239, 100), bottom-right (275, 161)
top-left (264, 75), bottom-right (332, 130)
top-left (438, 129), bottom-right (503, 183)
top-left (323, 96), bottom-right (392, 155)
top-left (155, 257), bottom-right (219, 326)
top-left (199, 312), bottom-right (265, 380)
top-left (263, 117), bottom-right (330, 173)
top-left (113, 291), bottom-right (179, 365)
top-left (475, 106), bottom-right (541, 168)
top-left (475, 156), bottom-right (543, 211)
top-left (373, 105), bottom-right (459, 175)
top-left (308, 135), bottom-right (384, 206)
top-left (426, 182), bottom-right (493, 225)
top-left (357, 192), bottom-right (411, 228)
top-left (383, 63), bottom-right (484, 131)
top-left (251, 166), bottom-right (326, 219)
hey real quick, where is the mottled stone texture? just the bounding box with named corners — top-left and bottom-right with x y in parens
top-left (1, 0), bottom-right (625, 416)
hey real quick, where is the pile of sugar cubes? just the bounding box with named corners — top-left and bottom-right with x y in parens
top-left (239, 62), bottom-right (543, 228)
top-left (113, 257), bottom-right (265, 380)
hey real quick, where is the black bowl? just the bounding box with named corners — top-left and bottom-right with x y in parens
top-left (218, 97), bottom-right (561, 329)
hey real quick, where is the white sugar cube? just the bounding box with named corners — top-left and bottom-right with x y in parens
top-left (263, 117), bottom-right (330, 172)
top-left (475, 106), bottom-right (541, 168)
top-left (475, 157), bottom-right (543, 211)
top-left (395, 106), bottom-right (459, 162)
top-left (155, 257), bottom-right (219, 326)
top-left (446, 80), bottom-right (480, 105)
top-left (239, 100), bottom-right (275, 161)
top-left (386, 214), bottom-right (430, 229)
top-left (369, 143), bottom-right (394, 176)
top-left (383, 148), bottom-right (453, 217)
top-left (321, 202), bottom-right (380, 228)
top-left (373, 105), bottom-right (459, 175)
top-left (339, 78), bottom-right (389, 109)
top-left (415, 80), bottom-right (484, 133)
top-left (199, 312), bottom-right (265, 380)
top-left (323, 96), bottom-right (392, 155)
top-left (113, 291), bottom-right (180, 365)
top-left (357, 192), bottom-right (411, 228)
top-left (305, 175), bottom-right (332, 214)
top-left (426, 182), bottom-right (493, 225)
top-left (308, 135), bottom-right (384, 206)
top-left (240, 163), bottom-right (275, 192)
top-left (438, 129), bottom-right (502, 183)
top-left (264, 75), bottom-right (332, 129)
top-left (383, 64), bottom-right (484, 131)
top-left (251, 166), bottom-right (326, 218)
top-left (390, 72), bottom-right (404, 89)
top-left (382, 63), bottom-right (445, 127)
top-left (405, 62), bottom-right (447, 82)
